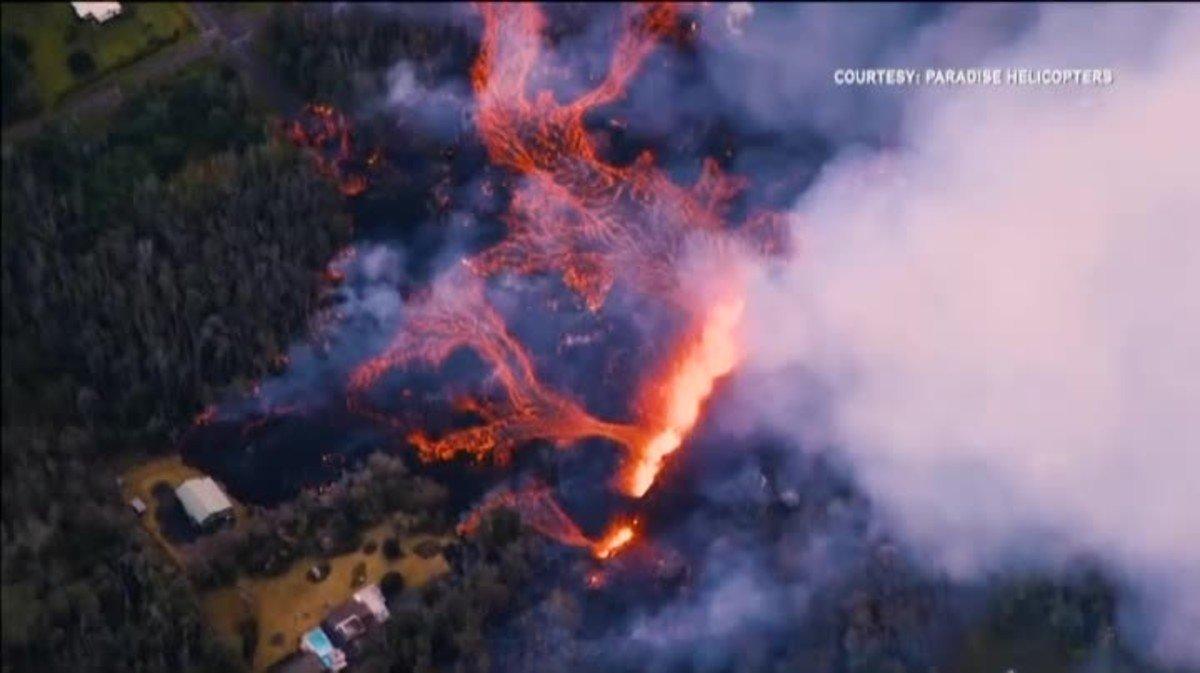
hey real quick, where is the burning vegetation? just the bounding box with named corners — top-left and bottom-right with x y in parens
top-left (284, 103), bottom-right (383, 197)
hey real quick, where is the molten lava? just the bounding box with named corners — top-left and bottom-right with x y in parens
top-left (457, 483), bottom-right (592, 549)
top-left (346, 266), bottom-right (744, 504)
top-left (284, 103), bottom-right (379, 197)
top-left (592, 520), bottom-right (638, 560)
top-left (622, 293), bottom-right (745, 497)
top-left (458, 483), bottom-right (639, 559)
top-left (468, 2), bottom-right (783, 310)
top-left (347, 271), bottom-right (651, 464)
top-left (346, 2), bottom-right (776, 562)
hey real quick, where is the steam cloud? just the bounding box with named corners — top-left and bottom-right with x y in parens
top-left (201, 3), bottom-right (1198, 668)
top-left (737, 5), bottom-right (1200, 666)
top-left (696, 3), bottom-right (1036, 145)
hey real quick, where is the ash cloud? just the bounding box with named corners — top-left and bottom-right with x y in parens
top-left (734, 4), bottom-right (1200, 667)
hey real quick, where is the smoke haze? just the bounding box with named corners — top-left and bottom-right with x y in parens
top-left (186, 4), bottom-right (1199, 669)
top-left (737, 5), bottom-right (1200, 666)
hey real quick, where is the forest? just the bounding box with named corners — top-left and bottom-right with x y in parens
top-left (1, 5), bottom-right (1184, 673)
top-left (0, 17), bottom-right (542, 672)
top-left (0, 59), bottom-right (349, 673)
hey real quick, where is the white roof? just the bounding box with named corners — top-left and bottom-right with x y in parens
top-left (176, 477), bottom-right (233, 524)
top-left (353, 584), bottom-right (390, 622)
top-left (71, 2), bottom-right (123, 23)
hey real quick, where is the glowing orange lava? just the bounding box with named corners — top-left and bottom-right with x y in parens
top-left (457, 483), bottom-right (639, 559)
top-left (622, 293), bottom-right (745, 496)
top-left (467, 2), bottom-right (782, 310)
top-left (592, 520), bottom-right (638, 559)
top-left (457, 483), bottom-right (592, 549)
top-left (285, 103), bottom-right (379, 197)
top-left (347, 271), bottom-right (651, 464)
top-left (345, 2), bottom-right (775, 563)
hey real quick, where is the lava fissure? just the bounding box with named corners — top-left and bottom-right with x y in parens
top-left (344, 2), bottom-right (774, 561)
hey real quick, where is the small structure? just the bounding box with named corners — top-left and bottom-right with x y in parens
top-left (307, 563), bottom-right (330, 583)
top-left (70, 2), bottom-right (123, 23)
top-left (353, 584), bottom-right (390, 623)
top-left (128, 497), bottom-right (147, 516)
top-left (320, 584), bottom-right (393, 660)
top-left (175, 477), bottom-right (234, 529)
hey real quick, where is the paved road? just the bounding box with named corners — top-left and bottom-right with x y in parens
top-left (2, 34), bottom-right (218, 144)
top-left (2, 3), bottom-right (298, 145)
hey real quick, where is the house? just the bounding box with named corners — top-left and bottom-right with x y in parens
top-left (275, 584), bottom-right (391, 671)
top-left (319, 584), bottom-right (393, 660)
top-left (70, 2), bottom-right (123, 23)
top-left (321, 599), bottom-right (375, 649)
top-left (267, 651), bottom-right (325, 673)
top-left (175, 477), bottom-right (234, 529)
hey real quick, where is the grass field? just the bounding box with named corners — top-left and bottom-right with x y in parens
top-left (1, 2), bottom-right (194, 108)
top-left (121, 454), bottom-right (250, 566)
top-left (124, 456), bottom-right (451, 670)
top-left (202, 521), bottom-right (451, 671)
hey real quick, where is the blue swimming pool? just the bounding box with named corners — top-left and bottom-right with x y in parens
top-left (302, 627), bottom-right (336, 667)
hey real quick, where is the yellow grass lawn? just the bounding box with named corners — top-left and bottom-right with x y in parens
top-left (202, 521), bottom-right (450, 671)
top-left (1, 3), bottom-right (194, 107)
top-left (120, 454), bottom-right (212, 565)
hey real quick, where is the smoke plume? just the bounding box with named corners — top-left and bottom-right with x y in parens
top-left (737, 5), bottom-right (1200, 666)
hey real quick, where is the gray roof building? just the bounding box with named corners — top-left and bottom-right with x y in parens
top-left (175, 477), bottom-right (234, 528)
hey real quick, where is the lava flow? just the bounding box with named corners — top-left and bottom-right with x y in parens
top-left (346, 270), bottom-right (652, 464)
top-left (284, 103), bottom-right (381, 196)
top-left (468, 2), bottom-right (784, 310)
top-left (346, 2), bottom-right (772, 562)
top-left (621, 293), bottom-right (745, 497)
top-left (457, 483), bottom-right (638, 560)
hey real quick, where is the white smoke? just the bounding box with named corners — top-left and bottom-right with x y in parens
top-left (383, 59), bottom-right (474, 139)
top-left (737, 5), bottom-right (1200, 667)
top-left (697, 4), bottom-right (1037, 145)
top-left (247, 243), bottom-right (408, 409)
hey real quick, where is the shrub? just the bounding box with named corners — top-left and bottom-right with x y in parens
top-left (380, 571), bottom-right (405, 600)
top-left (382, 537), bottom-right (403, 560)
top-left (67, 50), bottom-right (96, 78)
